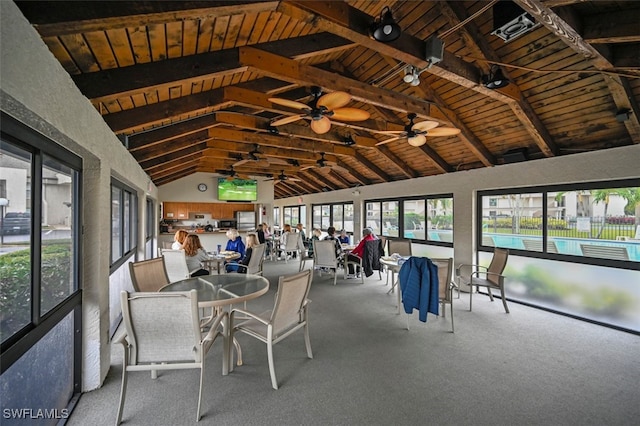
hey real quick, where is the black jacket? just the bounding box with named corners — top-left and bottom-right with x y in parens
top-left (362, 239), bottom-right (384, 277)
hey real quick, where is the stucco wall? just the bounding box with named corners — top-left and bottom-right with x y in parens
top-left (1, 1), bottom-right (157, 391)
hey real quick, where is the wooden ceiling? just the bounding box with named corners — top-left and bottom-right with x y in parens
top-left (16, 1), bottom-right (640, 199)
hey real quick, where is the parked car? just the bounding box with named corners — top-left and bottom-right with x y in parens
top-left (1, 212), bottom-right (30, 235)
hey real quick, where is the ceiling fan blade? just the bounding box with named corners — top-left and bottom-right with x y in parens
top-left (267, 157), bottom-right (289, 165)
top-left (288, 177), bottom-right (302, 182)
top-left (412, 120), bottom-right (440, 131)
top-left (331, 107), bottom-right (370, 122)
top-left (233, 159), bottom-right (250, 167)
top-left (310, 116), bottom-right (331, 134)
top-left (407, 134), bottom-right (427, 147)
top-left (316, 91), bottom-right (351, 110)
top-left (300, 165), bottom-right (315, 171)
top-left (268, 97), bottom-right (309, 110)
top-left (271, 114), bottom-right (305, 126)
top-left (375, 136), bottom-right (402, 146)
top-left (331, 165), bottom-right (349, 174)
top-left (253, 160), bottom-right (271, 168)
top-left (426, 127), bottom-right (461, 137)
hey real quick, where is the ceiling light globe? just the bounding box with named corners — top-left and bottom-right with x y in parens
top-left (403, 73), bottom-right (415, 83)
top-left (410, 77), bottom-right (420, 86)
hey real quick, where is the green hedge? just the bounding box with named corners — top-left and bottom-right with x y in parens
top-left (483, 217), bottom-right (568, 230)
top-left (0, 244), bottom-right (72, 338)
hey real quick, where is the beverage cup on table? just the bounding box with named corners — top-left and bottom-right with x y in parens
top-left (217, 244), bottom-right (222, 254)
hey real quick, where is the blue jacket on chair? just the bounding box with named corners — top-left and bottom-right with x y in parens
top-left (399, 257), bottom-right (439, 322)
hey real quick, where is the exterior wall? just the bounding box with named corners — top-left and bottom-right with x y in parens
top-left (1, 1), bottom-right (157, 391)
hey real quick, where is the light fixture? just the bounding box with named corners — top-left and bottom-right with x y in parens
top-left (343, 134), bottom-right (356, 146)
top-left (369, 6), bottom-right (401, 42)
top-left (482, 65), bottom-right (510, 89)
top-left (403, 65), bottom-right (421, 86)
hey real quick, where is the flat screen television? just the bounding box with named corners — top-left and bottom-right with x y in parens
top-left (217, 178), bottom-right (258, 202)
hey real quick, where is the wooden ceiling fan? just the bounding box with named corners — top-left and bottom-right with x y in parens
top-left (375, 113), bottom-right (461, 147)
top-left (301, 152), bottom-right (348, 173)
top-left (268, 86), bottom-right (370, 135)
top-left (232, 144), bottom-right (289, 168)
top-left (264, 170), bottom-right (302, 184)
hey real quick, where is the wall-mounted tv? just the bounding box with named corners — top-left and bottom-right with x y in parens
top-left (217, 178), bottom-right (258, 202)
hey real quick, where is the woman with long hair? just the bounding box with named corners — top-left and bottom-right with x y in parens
top-left (182, 234), bottom-right (210, 277)
top-left (171, 229), bottom-right (189, 249)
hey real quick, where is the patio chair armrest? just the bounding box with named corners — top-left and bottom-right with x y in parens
top-left (114, 331), bottom-right (128, 347)
top-left (470, 270), bottom-right (506, 284)
top-left (230, 308), bottom-right (269, 325)
top-left (456, 263), bottom-right (487, 277)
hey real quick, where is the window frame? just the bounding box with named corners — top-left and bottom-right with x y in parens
top-left (110, 178), bottom-right (138, 270)
top-left (0, 112), bottom-right (82, 389)
top-left (477, 179), bottom-right (639, 270)
top-left (311, 202), bottom-right (354, 232)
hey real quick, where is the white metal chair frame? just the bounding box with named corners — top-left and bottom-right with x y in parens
top-left (229, 270), bottom-right (313, 389)
top-left (115, 290), bottom-right (224, 424)
top-left (432, 258), bottom-right (455, 333)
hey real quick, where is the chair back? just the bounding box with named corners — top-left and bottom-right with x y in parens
top-left (378, 236), bottom-right (387, 256)
top-left (120, 290), bottom-right (203, 364)
top-left (160, 249), bottom-right (190, 282)
top-left (487, 248), bottom-right (509, 285)
top-left (129, 257), bottom-right (170, 292)
top-left (312, 240), bottom-right (338, 269)
top-left (161, 241), bottom-right (173, 249)
top-left (245, 243), bottom-right (266, 274)
top-left (431, 258), bottom-right (454, 302)
top-left (270, 270), bottom-right (312, 336)
top-left (388, 239), bottom-right (412, 257)
top-left (580, 244), bottom-right (629, 260)
top-left (284, 232), bottom-right (301, 251)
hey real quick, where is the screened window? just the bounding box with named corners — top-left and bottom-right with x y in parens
top-left (479, 183), bottom-right (639, 264)
top-left (110, 179), bottom-right (137, 266)
top-left (312, 202), bottom-right (353, 231)
top-left (272, 206), bottom-right (280, 229)
top-left (283, 205), bottom-right (306, 230)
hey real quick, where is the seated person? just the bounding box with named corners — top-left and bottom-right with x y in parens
top-left (182, 234), bottom-right (210, 277)
top-left (308, 228), bottom-right (322, 258)
top-left (323, 226), bottom-right (344, 263)
top-left (226, 234), bottom-right (258, 273)
top-left (225, 228), bottom-right (246, 258)
top-left (296, 223), bottom-right (307, 242)
top-left (338, 229), bottom-right (350, 244)
top-left (346, 227), bottom-right (376, 276)
top-left (171, 229), bottom-right (189, 249)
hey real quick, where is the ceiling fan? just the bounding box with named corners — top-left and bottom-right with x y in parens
top-left (232, 144), bottom-right (289, 168)
top-left (375, 113), bottom-right (461, 147)
top-left (264, 170), bottom-right (302, 184)
top-left (268, 86), bottom-right (370, 135)
top-left (216, 166), bottom-right (249, 181)
top-left (301, 152), bottom-right (348, 173)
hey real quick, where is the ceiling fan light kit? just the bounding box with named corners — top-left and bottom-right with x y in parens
top-left (369, 6), bottom-right (401, 42)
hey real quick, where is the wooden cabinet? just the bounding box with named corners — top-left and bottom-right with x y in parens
top-left (163, 202), bottom-right (254, 219)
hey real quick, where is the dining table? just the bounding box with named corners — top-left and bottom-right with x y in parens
top-left (202, 251), bottom-right (241, 274)
top-left (379, 256), bottom-right (407, 315)
top-left (159, 273), bottom-right (269, 375)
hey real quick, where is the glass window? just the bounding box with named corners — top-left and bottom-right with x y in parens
top-left (272, 206), bottom-right (280, 229)
top-left (41, 155), bottom-right (76, 316)
top-left (365, 202), bottom-right (381, 235)
top-left (382, 201), bottom-right (399, 237)
top-left (427, 197), bottom-right (453, 243)
top-left (403, 199), bottom-right (425, 239)
top-left (343, 204), bottom-right (353, 233)
top-left (110, 180), bottom-right (137, 267)
top-left (480, 192), bottom-right (542, 250)
top-left (311, 203), bottom-right (353, 231)
top-left (0, 143), bottom-right (32, 341)
top-left (332, 205), bottom-right (343, 230)
top-left (321, 205), bottom-right (330, 229)
top-left (312, 205), bottom-right (322, 230)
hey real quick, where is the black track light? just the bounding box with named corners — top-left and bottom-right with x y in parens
top-left (482, 65), bottom-right (510, 89)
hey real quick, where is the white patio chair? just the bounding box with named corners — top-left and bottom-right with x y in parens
top-left (229, 269), bottom-right (313, 389)
top-left (456, 248), bottom-right (510, 313)
top-left (312, 239), bottom-right (340, 285)
top-left (115, 290), bottom-right (224, 424)
top-left (225, 243), bottom-right (266, 275)
top-left (160, 249), bottom-right (190, 282)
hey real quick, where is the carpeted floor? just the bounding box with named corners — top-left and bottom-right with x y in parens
top-left (67, 259), bottom-right (640, 426)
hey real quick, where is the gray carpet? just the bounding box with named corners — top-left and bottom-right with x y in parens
top-left (67, 259), bottom-right (640, 426)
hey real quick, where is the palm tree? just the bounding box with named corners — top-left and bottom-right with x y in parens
top-left (591, 188), bottom-right (640, 238)
top-left (617, 188), bottom-right (640, 225)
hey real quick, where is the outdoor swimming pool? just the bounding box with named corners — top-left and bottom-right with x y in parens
top-left (485, 234), bottom-right (640, 261)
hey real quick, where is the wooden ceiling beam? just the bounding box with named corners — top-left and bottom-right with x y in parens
top-left (154, 165), bottom-right (199, 186)
top-left (581, 8), bottom-right (640, 44)
top-left (275, 1), bottom-right (530, 107)
top-left (133, 132), bottom-right (210, 163)
top-left (305, 169), bottom-right (339, 191)
top-left (238, 46), bottom-right (444, 122)
top-left (140, 143), bottom-right (206, 171)
top-left (353, 152), bottom-right (390, 182)
top-left (439, 1), bottom-right (558, 157)
top-left (375, 145), bottom-right (419, 179)
top-left (127, 116), bottom-right (220, 152)
top-left (21, 1), bottom-right (279, 37)
top-left (72, 33), bottom-right (355, 104)
top-left (516, 0), bottom-right (640, 143)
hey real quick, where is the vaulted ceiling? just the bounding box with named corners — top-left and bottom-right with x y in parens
top-left (15, 1), bottom-right (640, 199)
